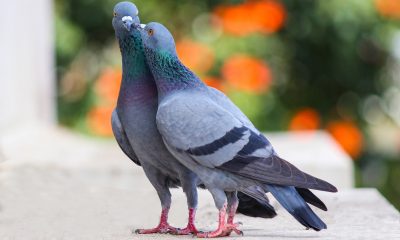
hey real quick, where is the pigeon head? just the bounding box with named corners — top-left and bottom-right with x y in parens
top-left (139, 22), bottom-right (177, 56)
top-left (112, 1), bottom-right (140, 37)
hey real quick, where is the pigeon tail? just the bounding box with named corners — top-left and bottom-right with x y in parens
top-left (267, 184), bottom-right (327, 231)
top-left (296, 188), bottom-right (327, 211)
top-left (237, 190), bottom-right (277, 218)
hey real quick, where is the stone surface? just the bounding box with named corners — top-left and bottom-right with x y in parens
top-left (0, 164), bottom-right (398, 240)
top-left (0, 128), bottom-right (367, 239)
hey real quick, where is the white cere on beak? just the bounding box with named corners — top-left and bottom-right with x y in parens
top-left (122, 16), bottom-right (133, 22)
top-left (136, 9), bottom-right (139, 16)
top-left (140, 24), bottom-right (146, 29)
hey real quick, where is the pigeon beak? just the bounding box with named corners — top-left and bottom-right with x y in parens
top-left (134, 23), bottom-right (146, 30)
top-left (122, 16), bottom-right (134, 31)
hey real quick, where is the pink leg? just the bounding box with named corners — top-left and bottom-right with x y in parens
top-left (135, 208), bottom-right (177, 234)
top-left (171, 208), bottom-right (199, 235)
top-left (223, 200), bottom-right (243, 236)
top-left (196, 203), bottom-right (227, 238)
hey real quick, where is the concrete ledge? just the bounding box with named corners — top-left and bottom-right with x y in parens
top-left (0, 128), bottom-right (377, 239)
top-left (0, 162), bottom-right (398, 239)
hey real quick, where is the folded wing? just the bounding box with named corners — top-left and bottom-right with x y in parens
top-left (156, 93), bottom-right (337, 192)
top-left (112, 110), bottom-right (141, 166)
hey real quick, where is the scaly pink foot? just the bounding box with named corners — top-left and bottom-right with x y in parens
top-left (220, 200), bottom-right (242, 237)
top-left (171, 208), bottom-right (199, 235)
top-left (196, 203), bottom-right (243, 238)
top-left (172, 222), bottom-right (198, 235)
top-left (135, 222), bottom-right (177, 234)
top-left (135, 208), bottom-right (177, 234)
top-left (220, 222), bottom-right (243, 237)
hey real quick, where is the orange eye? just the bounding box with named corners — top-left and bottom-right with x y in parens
top-left (113, 12), bottom-right (117, 17)
top-left (148, 29), bottom-right (154, 36)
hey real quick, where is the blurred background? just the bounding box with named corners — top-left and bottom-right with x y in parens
top-left (54, 0), bottom-right (400, 209)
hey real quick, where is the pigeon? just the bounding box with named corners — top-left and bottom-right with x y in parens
top-left (138, 22), bottom-right (338, 238)
top-left (111, 2), bottom-right (200, 234)
top-left (111, 1), bottom-right (278, 235)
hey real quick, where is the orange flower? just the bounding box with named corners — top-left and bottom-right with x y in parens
top-left (214, 4), bottom-right (255, 36)
top-left (289, 108), bottom-right (321, 131)
top-left (176, 39), bottom-right (214, 73)
top-left (87, 106), bottom-right (113, 136)
top-left (222, 55), bottom-right (271, 93)
top-left (375, 0), bottom-right (400, 19)
top-left (202, 76), bottom-right (225, 92)
top-left (95, 68), bottom-right (122, 105)
top-left (214, 0), bottom-right (286, 36)
top-left (252, 0), bottom-right (286, 33)
top-left (327, 121), bottom-right (363, 159)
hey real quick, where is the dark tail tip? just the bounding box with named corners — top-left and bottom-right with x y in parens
top-left (312, 176), bottom-right (338, 192)
top-left (296, 188), bottom-right (328, 211)
top-left (267, 185), bottom-right (328, 231)
top-left (292, 207), bottom-right (327, 231)
top-left (327, 183), bottom-right (338, 193)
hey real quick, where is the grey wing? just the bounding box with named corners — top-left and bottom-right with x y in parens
top-left (157, 92), bottom-right (336, 192)
top-left (207, 87), bottom-right (257, 132)
top-left (157, 93), bottom-right (248, 168)
top-left (111, 109), bottom-right (141, 166)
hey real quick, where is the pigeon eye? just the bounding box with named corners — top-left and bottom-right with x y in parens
top-left (148, 29), bottom-right (154, 36)
top-left (113, 12), bottom-right (117, 17)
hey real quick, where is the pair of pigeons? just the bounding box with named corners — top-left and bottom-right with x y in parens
top-left (111, 1), bottom-right (337, 238)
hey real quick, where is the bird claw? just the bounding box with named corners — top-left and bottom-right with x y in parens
top-left (170, 224), bottom-right (199, 235)
top-left (192, 230), bottom-right (204, 238)
top-left (196, 223), bottom-right (242, 238)
top-left (134, 224), bottom-right (177, 234)
top-left (221, 223), bottom-right (243, 237)
top-left (230, 227), bottom-right (244, 236)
